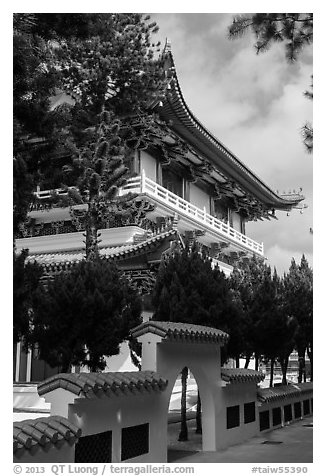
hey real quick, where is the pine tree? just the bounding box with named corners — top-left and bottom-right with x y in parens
top-left (29, 259), bottom-right (142, 372)
top-left (273, 273), bottom-right (298, 385)
top-left (283, 255), bottom-right (313, 381)
top-left (249, 267), bottom-right (297, 386)
top-left (13, 14), bottom-right (61, 232)
top-left (13, 14), bottom-right (166, 258)
top-left (228, 13), bottom-right (313, 62)
top-left (229, 256), bottom-right (269, 369)
top-left (13, 249), bottom-right (43, 345)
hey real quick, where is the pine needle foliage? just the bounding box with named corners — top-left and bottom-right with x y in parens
top-left (13, 249), bottom-right (43, 345)
top-left (13, 14), bottom-right (166, 258)
top-left (152, 243), bottom-right (243, 361)
top-left (228, 13), bottom-right (313, 62)
top-left (29, 259), bottom-right (142, 372)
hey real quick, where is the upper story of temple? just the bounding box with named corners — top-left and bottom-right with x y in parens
top-left (16, 41), bottom-right (305, 273)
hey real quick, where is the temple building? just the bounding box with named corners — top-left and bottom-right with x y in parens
top-left (14, 42), bottom-right (304, 384)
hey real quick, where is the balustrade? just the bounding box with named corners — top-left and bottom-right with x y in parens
top-left (120, 172), bottom-right (264, 256)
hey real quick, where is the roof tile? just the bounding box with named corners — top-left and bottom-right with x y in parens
top-left (27, 229), bottom-right (177, 272)
top-left (13, 416), bottom-right (81, 453)
top-left (257, 382), bottom-right (313, 403)
top-left (37, 371), bottom-right (168, 398)
top-left (221, 368), bottom-right (265, 384)
top-left (131, 320), bottom-right (229, 345)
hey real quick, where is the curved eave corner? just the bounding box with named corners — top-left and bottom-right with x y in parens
top-left (274, 193), bottom-right (306, 210)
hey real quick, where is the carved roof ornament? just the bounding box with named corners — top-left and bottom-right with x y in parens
top-left (122, 269), bottom-right (158, 295)
top-left (188, 165), bottom-right (198, 183)
top-left (232, 197), bottom-right (240, 213)
top-left (213, 183), bottom-right (223, 199)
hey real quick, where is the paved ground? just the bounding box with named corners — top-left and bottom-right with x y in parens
top-left (168, 417), bottom-right (313, 463)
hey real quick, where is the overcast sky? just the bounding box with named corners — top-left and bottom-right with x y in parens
top-left (151, 13), bottom-right (313, 275)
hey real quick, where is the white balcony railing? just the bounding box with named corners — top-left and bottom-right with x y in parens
top-left (120, 171), bottom-right (264, 256)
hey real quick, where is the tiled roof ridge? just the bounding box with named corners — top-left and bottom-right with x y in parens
top-left (221, 367), bottom-right (265, 384)
top-left (27, 229), bottom-right (178, 271)
top-left (131, 320), bottom-right (229, 344)
top-left (257, 382), bottom-right (313, 403)
top-left (13, 415), bottom-right (81, 453)
top-left (108, 228), bottom-right (177, 261)
top-left (37, 371), bottom-right (168, 398)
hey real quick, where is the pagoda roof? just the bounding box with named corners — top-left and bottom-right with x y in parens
top-left (157, 41), bottom-right (304, 211)
top-left (131, 320), bottom-right (229, 345)
top-left (26, 229), bottom-right (178, 273)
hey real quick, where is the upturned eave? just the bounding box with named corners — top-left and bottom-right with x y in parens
top-left (157, 43), bottom-right (305, 211)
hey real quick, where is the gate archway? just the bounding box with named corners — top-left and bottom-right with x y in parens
top-left (131, 321), bottom-right (229, 453)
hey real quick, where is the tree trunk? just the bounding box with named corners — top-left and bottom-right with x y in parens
top-left (269, 358), bottom-right (275, 387)
top-left (255, 354), bottom-right (259, 371)
top-left (195, 390), bottom-right (202, 434)
top-left (60, 362), bottom-right (71, 373)
top-left (297, 348), bottom-right (306, 383)
top-left (128, 342), bottom-right (141, 370)
top-left (235, 355), bottom-right (240, 368)
top-left (280, 356), bottom-right (289, 385)
top-left (178, 367), bottom-right (188, 441)
top-left (244, 355), bottom-right (251, 369)
top-left (85, 199), bottom-right (100, 261)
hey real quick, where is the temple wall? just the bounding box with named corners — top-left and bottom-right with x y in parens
top-left (258, 392), bottom-right (313, 433)
top-left (219, 383), bottom-right (259, 449)
top-left (40, 388), bottom-right (167, 463)
top-left (140, 151), bottom-right (157, 181)
top-left (232, 211), bottom-right (242, 232)
top-left (69, 392), bottom-right (167, 463)
top-left (189, 183), bottom-right (211, 211)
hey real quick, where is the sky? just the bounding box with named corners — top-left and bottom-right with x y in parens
top-left (151, 13), bottom-right (313, 275)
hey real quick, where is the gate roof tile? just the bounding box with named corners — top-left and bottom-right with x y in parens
top-left (257, 382), bottom-right (313, 403)
top-left (131, 320), bottom-right (229, 345)
top-left (37, 371), bottom-right (168, 398)
top-left (221, 368), bottom-right (265, 384)
top-left (13, 415), bottom-right (81, 453)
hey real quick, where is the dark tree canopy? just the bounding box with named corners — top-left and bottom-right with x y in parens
top-left (229, 256), bottom-right (269, 365)
top-left (283, 255), bottom-right (313, 381)
top-left (152, 244), bottom-right (243, 362)
top-left (228, 13), bottom-right (313, 62)
top-left (13, 249), bottom-right (43, 344)
top-left (29, 259), bottom-right (142, 372)
top-left (302, 77), bottom-right (313, 154)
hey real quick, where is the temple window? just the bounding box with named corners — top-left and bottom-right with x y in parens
top-left (212, 198), bottom-right (228, 223)
top-left (162, 168), bottom-right (183, 198)
top-left (189, 182), bottom-right (210, 210)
